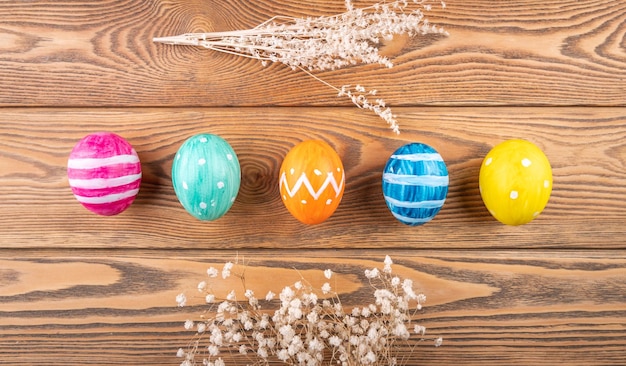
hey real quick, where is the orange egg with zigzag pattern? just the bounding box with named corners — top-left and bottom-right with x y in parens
top-left (279, 140), bottom-right (345, 224)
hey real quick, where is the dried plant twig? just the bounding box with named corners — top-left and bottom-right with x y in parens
top-left (175, 256), bottom-right (441, 366)
top-left (154, 0), bottom-right (448, 133)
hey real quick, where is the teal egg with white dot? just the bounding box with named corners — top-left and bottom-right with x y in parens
top-left (172, 134), bottom-right (240, 220)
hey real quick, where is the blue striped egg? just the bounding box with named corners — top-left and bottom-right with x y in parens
top-left (382, 143), bottom-right (449, 225)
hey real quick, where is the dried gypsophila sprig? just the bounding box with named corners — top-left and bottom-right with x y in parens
top-left (175, 256), bottom-right (441, 366)
top-left (153, 0), bottom-right (448, 133)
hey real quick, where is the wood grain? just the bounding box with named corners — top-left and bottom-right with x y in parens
top-left (1, 0), bottom-right (625, 364)
top-left (0, 107), bottom-right (624, 249)
top-left (1, 250), bottom-right (625, 365)
top-left (0, 0), bottom-right (625, 107)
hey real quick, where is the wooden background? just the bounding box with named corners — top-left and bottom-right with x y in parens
top-left (1, 0), bottom-right (625, 365)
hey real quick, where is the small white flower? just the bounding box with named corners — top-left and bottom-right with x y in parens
top-left (176, 293), bottom-right (187, 307)
top-left (226, 290), bottom-right (236, 301)
top-left (361, 306), bottom-right (371, 317)
top-left (290, 298), bottom-right (301, 309)
top-left (277, 348), bottom-right (289, 361)
top-left (259, 314), bottom-right (270, 329)
top-left (233, 332), bottom-right (243, 342)
top-left (363, 350), bottom-right (377, 364)
top-left (197, 281), bottom-right (207, 291)
top-left (383, 255), bottom-right (393, 273)
top-left (324, 269), bottom-right (333, 279)
top-left (435, 337), bottom-right (443, 347)
top-left (207, 267), bottom-right (218, 278)
top-left (205, 294), bottom-right (215, 303)
top-left (222, 262), bottom-right (233, 279)
top-left (184, 319), bottom-right (194, 330)
top-left (328, 335), bottom-right (342, 347)
top-left (414, 324), bottom-right (426, 335)
top-left (265, 290), bottom-right (276, 301)
top-left (303, 292), bottom-right (318, 306)
top-left (364, 268), bottom-right (380, 279)
top-left (176, 348), bottom-right (185, 358)
top-left (257, 347), bottom-right (268, 358)
top-left (402, 278), bottom-right (417, 300)
top-left (279, 324), bottom-right (296, 341)
top-left (280, 286), bottom-right (295, 303)
top-left (244, 319), bottom-right (255, 330)
top-left (392, 323), bottom-right (410, 339)
top-left (208, 344), bottom-right (219, 356)
top-left (210, 327), bottom-right (223, 346)
top-left (321, 282), bottom-right (332, 294)
top-left (306, 310), bottom-right (319, 324)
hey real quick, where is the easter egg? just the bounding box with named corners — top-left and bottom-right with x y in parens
top-left (172, 134), bottom-right (240, 221)
top-left (279, 140), bottom-right (345, 224)
top-left (479, 139), bottom-right (552, 225)
top-left (67, 132), bottom-right (142, 216)
top-left (382, 143), bottom-right (449, 225)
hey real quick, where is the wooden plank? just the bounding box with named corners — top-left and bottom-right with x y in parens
top-left (1, 0), bottom-right (625, 107)
top-left (0, 249), bottom-right (625, 365)
top-left (0, 107), bottom-right (624, 249)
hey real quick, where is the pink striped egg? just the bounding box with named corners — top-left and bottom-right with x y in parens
top-left (67, 132), bottom-right (142, 216)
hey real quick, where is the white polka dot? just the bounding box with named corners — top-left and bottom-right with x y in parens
top-left (510, 190), bottom-right (519, 199)
top-left (226, 153), bottom-right (233, 161)
top-left (199, 137), bottom-right (208, 143)
top-left (314, 169), bottom-right (322, 176)
top-left (182, 181), bottom-right (188, 190)
top-left (217, 181), bottom-right (224, 189)
top-left (301, 199), bottom-right (307, 204)
top-left (198, 158), bottom-right (206, 165)
top-left (199, 202), bottom-right (207, 209)
top-left (485, 157), bottom-right (492, 166)
top-left (290, 168), bottom-right (295, 175)
top-left (544, 180), bottom-right (550, 188)
top-left (326, 199), bottom-right (332, 205)
top-left (521, 158), bottom-right (532, 167)
top-left (337, 167), bottom-right (341, 172)
top-left (231, 197), bottom-right (236, 202)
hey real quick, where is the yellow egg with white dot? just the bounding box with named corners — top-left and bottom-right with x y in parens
top-left (479, 139), bottom-right (552, 225)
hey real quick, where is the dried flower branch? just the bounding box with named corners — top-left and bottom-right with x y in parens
top-left (154, 0), bottom-right (448, 133)
top-left (176, 256), bottom-right (440, 366)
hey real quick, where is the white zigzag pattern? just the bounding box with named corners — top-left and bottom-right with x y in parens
top-left (280, 171), bottom-right (344, 200)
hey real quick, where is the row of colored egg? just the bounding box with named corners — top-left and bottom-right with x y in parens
top-left (68, 132), bottom-right (553, 226)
